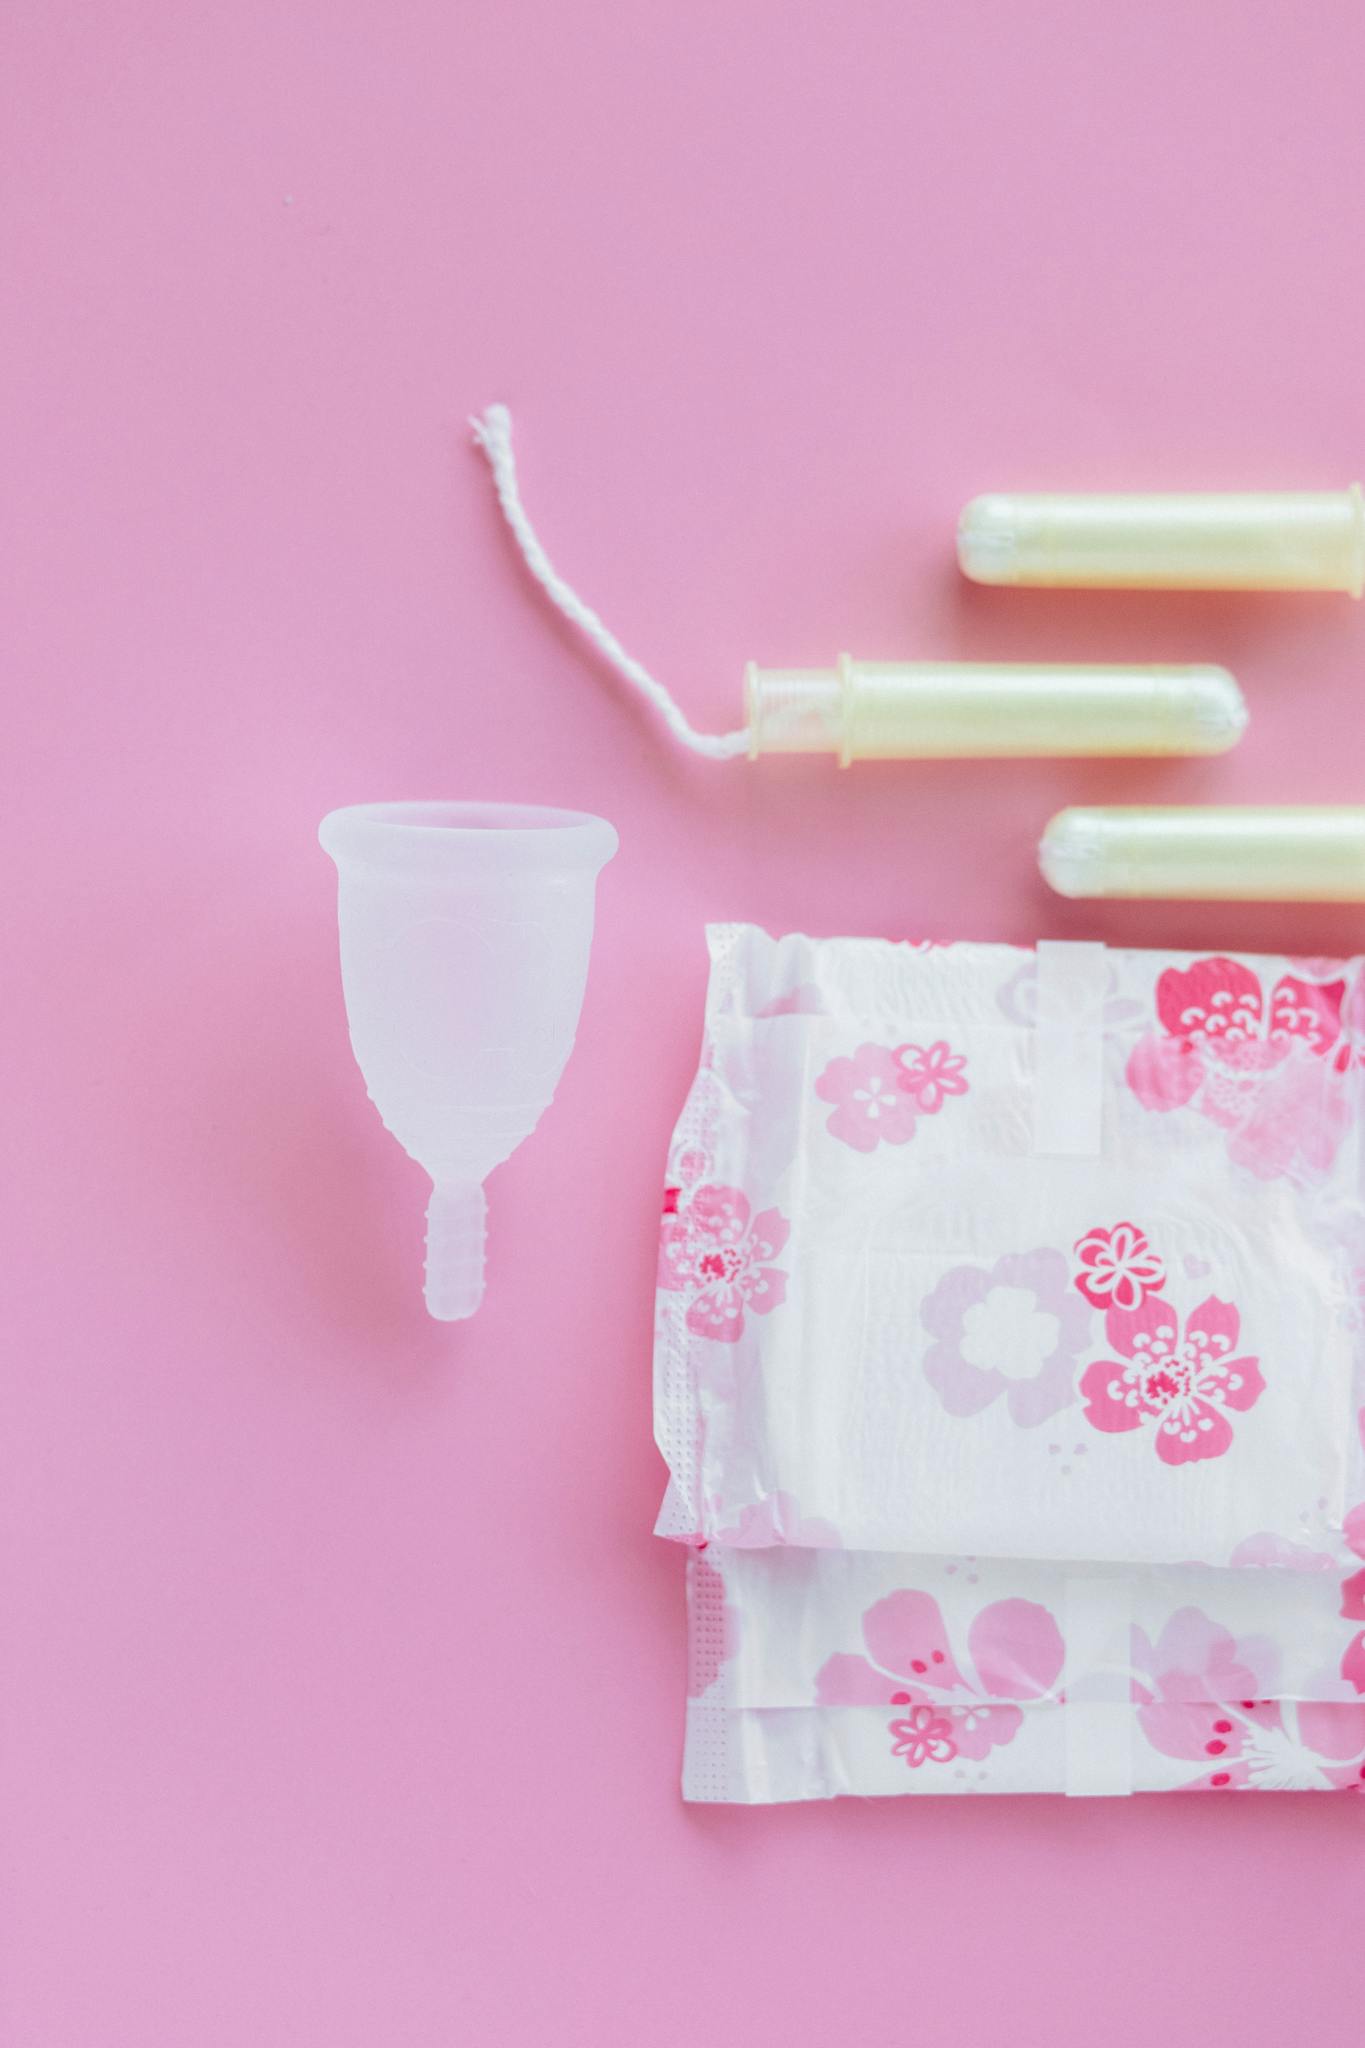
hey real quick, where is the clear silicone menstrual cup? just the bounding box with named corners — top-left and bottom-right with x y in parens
top-left (319, 801), bottom-right (618, 1321)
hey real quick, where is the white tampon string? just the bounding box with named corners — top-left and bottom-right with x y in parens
top-left (472, 404), bottom-right (1250, 766)
top-left (470, 403), bottom-right (748, 759)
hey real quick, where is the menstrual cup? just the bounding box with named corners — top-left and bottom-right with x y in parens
top-left (319, 801), bottom-right (618, 1321)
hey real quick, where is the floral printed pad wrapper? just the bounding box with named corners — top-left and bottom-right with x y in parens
top-left (654, 926), bottom-right (1365, 1798)
top-left (654, 927), bottom-right (1365, 1571)
top-left (682, 1543), bottom-right (1365, 1800)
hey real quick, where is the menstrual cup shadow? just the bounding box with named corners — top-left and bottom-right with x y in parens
top-left (148, 877), bottom-right (450, 1368)
top-left (205, 1012), bottom-right (438, 1359)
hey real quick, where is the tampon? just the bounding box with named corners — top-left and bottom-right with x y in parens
top-left (959, 490), bottom-right (1365, 594)
top-left (1041, 806), bottom-right (1365, 901)
top-left (746, 659), bottom-right (1246, 763)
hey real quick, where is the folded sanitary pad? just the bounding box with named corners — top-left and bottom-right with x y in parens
top-left (683, 1543), bottom-right (1365, 1801)
top-left (654, 927), bottom-right (1365, 1800)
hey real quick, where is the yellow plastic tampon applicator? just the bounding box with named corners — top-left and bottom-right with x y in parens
top-left (1041, 807), bottom-right (1365, 902)
top-left (471, 406), bottom-right (1246, 763)
top-left (959, 489), bottom-right (1365, 594)
top-left (744, 658), bottom-right (1244, 761)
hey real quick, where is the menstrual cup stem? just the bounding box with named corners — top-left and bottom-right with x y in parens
top-left (424, 1181), bottom-right (487, 1322)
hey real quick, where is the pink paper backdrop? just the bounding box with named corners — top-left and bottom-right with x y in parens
top-left (4, 3), bottom-right (1364, 2042)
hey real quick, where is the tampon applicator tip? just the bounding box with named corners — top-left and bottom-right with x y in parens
top-left (956, 495), bottom-right (1020, 585)
top-left (1039, 810), bottom-right (1110, 899)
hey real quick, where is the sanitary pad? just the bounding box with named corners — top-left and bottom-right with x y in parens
top-left (653, 926), bottom-right (1365, 1800)
top-left (683, 1543), bottom-right (1365, 1801)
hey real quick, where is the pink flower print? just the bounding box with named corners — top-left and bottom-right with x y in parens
top-left (1126, 956), bottom-right (1350, 1178)
top-left (997, 956), bottom-right (1145, 1031)
top-left (1227, 1532), bottom-right (1337, 1572)
top-left (661, 1139), bottom-right (715, 1217)
top-left (1073, 1222), bottom-right (1167, 1313)
top-left (816, 1038), bottom-right (970, 1150)
top-left (1340, 1558), bottom-right (1365, 1695)
top-left (892, 1040), bottom-right (969, 1113)
top-left (658, 1184), bottom-right (790, 1343)
top-left (815, 1043), bottom-right (920, 1153)
top-left (710, 1492), bottom-right (841, 1549)
top-left (816, 1589), bottom-right (1065, 1772)
top-left (1079, 1293), bottom-right (1265, 1466)
top-left (1342, 1632), bottom-right (1365, 1696)
top-left (940, 1700), bottom-right (1024, 1756)
top-left (1294, 955), bottom-right (1354, 981)
top-left (1224, 1053), bottom-right (1353, 1182)
top-left (1219, 1703), bottom-right (1365, 1791)
top-left (889, 1704), bottom-right (959, 1767)
top-left (1124, 1030), bottom-right (1204, 1114)
top-left (1131, 1607), bottom-right (1273, 1716)
top-left (1339, 1479), bottom-right (1365, 1689)
top-left (1329, 968), bottom-right (1365, 1073)
top-left (922, 1248), bottom-right (1094, 1428)
top-left (756, 982), bottom-right (826, 1018)
top-left (1132, 1609), bottom-right (1365, 1789)
top-left (1157, 956), bottom-right (1343, 1070)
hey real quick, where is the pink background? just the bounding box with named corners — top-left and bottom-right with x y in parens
top-left (4, 3), bottom-right (1364, 2041)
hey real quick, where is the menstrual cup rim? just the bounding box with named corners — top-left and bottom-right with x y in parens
top-left (319, 800), bottom-right (619, 871)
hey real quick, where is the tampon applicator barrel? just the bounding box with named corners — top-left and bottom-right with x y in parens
top-left (1040, 806), bottom-right (1365, 902)
top-left (745, 658), bottom-right (1246, 763)
top-left (320, 801), bottom-right (618, 1321)
top-left (958, 489), bottom-right (1365, 594)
